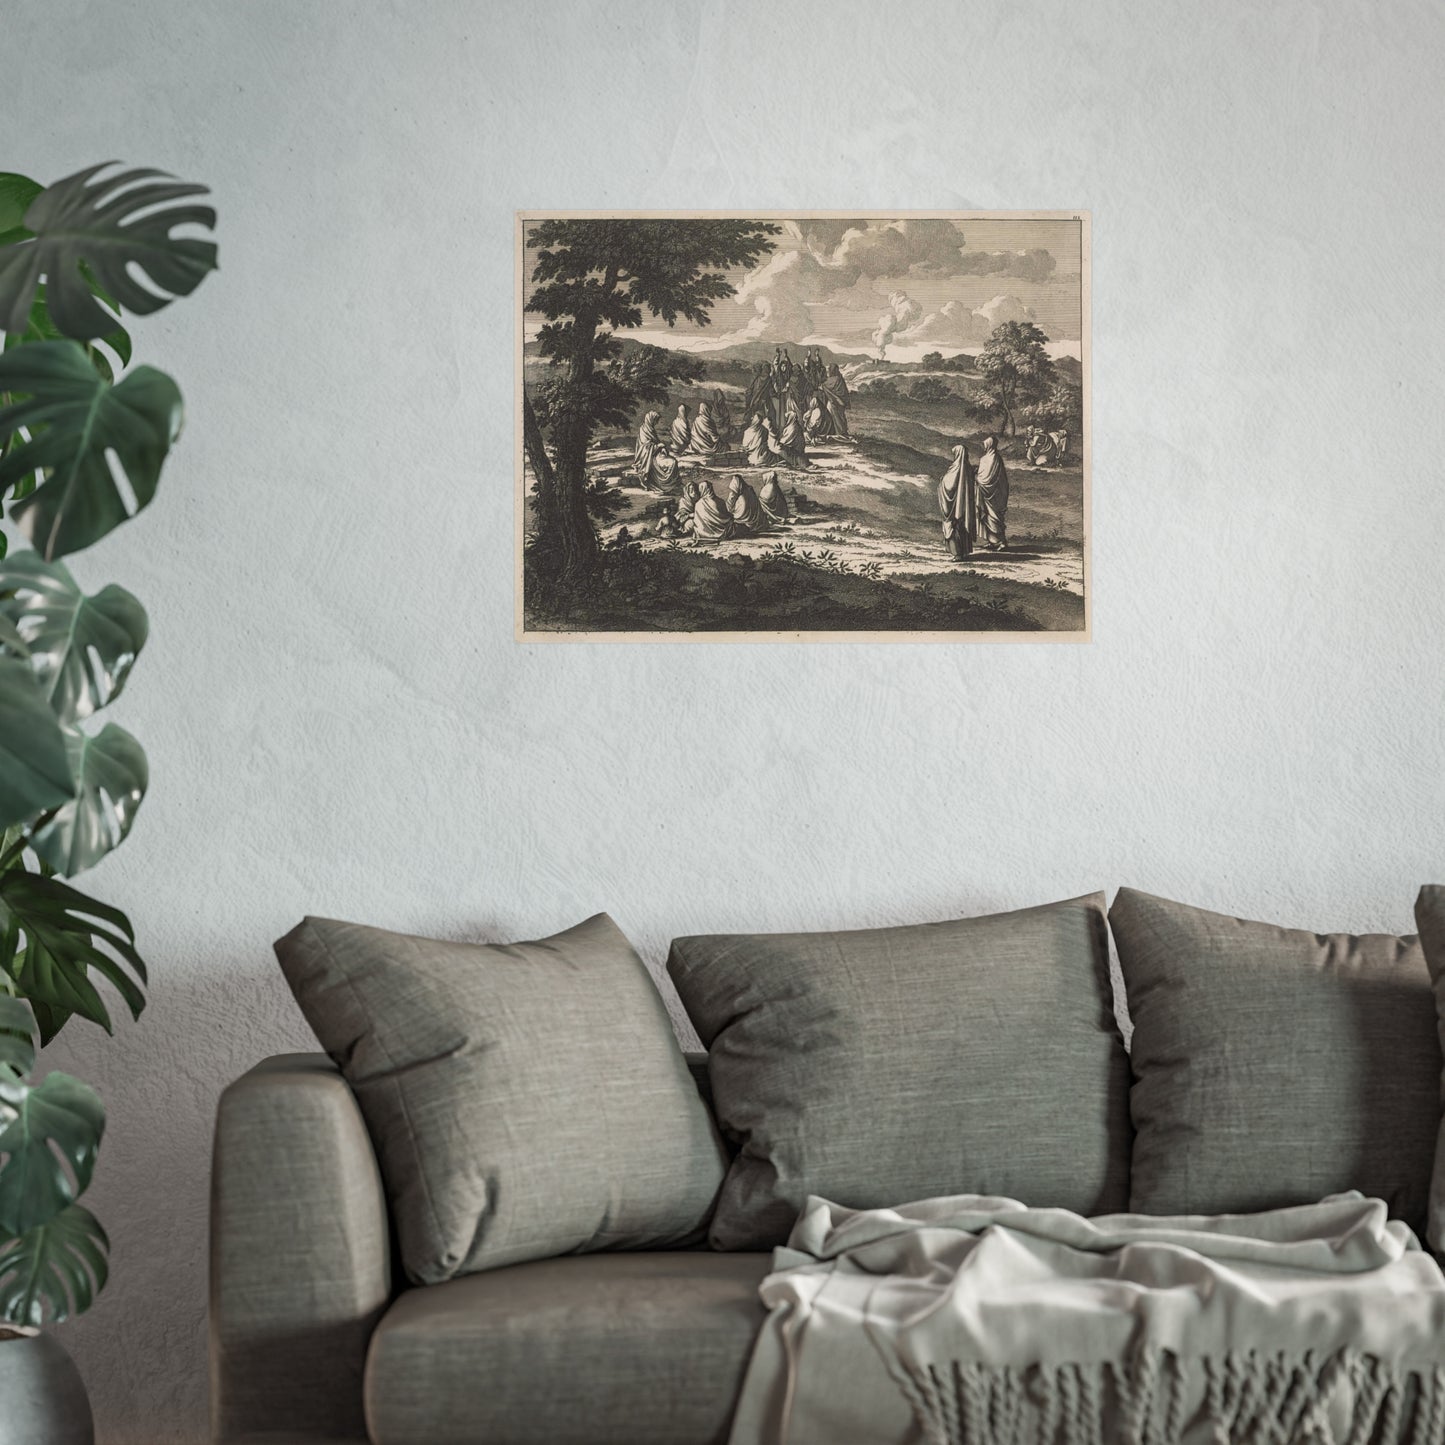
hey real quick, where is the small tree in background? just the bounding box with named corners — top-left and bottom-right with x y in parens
top-left (1042, 378), bottom-right (1082, 433)
top-left (907, 376), bottom-right (952, 403)
top-left (974, 320), bottom-right (1055, 436)
top-left (921, 351), bottom-right (944, 368)
top-left (604, 341), bottom-right (705, 411)
top-left (522, 219), bottom-right (779, 579)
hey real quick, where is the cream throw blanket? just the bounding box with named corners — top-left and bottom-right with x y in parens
top-left (727, 1193), bottom-right (1445, 1445)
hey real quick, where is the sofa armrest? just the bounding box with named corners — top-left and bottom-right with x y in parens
top-left (210, 1052), bottom-right (391, 1444)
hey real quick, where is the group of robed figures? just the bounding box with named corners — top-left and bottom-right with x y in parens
top-left (742, 346), bottom-right (851, 444)
top-left (938, 437), bottom-right (1010, 558)
top-left (631, 346), bottom-right (853, 494)
top-left (652, 471), bottom-right (796, 544)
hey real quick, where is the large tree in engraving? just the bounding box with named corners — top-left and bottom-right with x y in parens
top-left (523, 219), bottom-right (778, 577)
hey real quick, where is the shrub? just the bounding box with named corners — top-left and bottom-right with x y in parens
top-left (907, 376), bottom-right (953, 402)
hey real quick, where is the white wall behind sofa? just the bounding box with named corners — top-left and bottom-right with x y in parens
top-left (12, 0), bottom-right (1445, 1439)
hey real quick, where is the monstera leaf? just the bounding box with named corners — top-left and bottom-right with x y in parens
top-left (0, 871), bottom-right (146, 1042)
top-left (0, 173), bottom-right (132, 382)
top-left (0, 174), bottom-right (42, 244)
top-left (0, 1202), bottom-right (108, 1326)
top-left (28, 724), bottom-right (147, 876)
top-left (2, 285), bottom-right (131, 384)
top-left (0, 656), bottom-right (74, 831)
top-left (0, 1068), bottom-right (104, 1236)
top-left (0, 997), bottom-right (34, 1082)
top-left (0, 554), bottom-right (148, 722)
top-left (0, 341), bottom-right (182, 559)
top-left (0, 163), bottom-right (216, 341)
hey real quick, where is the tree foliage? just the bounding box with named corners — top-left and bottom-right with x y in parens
top-left (907, 376), bottom-right (953, 403)
top-left (974, 321), bottom-right (1055, 435)
top-left (523, 220), bottom-right (778, 578)
top-left (527, 219), bottom-right (780, 337)
top-left (529, 342), bottom-right (705, 440)
top-left (1042, 378), bottom-right (1082, 431)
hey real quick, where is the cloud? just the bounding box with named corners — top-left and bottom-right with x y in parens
top-left (697, 221), bottom-right (1060, 350)
top-left (893, 293), bottom-right (1038, 350)
top-left (954, 249), bottom-right (1057, 283)
top-left (726, 248), bottom-right (828, 341)
top-left (872, 290), bottom-right (925, 353)
top-left (822, 219), bottom-right (971, 277)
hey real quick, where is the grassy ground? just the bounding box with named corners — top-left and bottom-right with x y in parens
top-left (520, 369), bottom-right (1087, 636)
top-left (524, 543), bottom-right (1082, 635)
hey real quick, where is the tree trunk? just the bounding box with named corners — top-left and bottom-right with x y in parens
top-left (547, 322), bottom-right (603, 580)
top-left (521, 393), bottom-right (559, 544)
top-left (552, 416), bottom-right (600, 579)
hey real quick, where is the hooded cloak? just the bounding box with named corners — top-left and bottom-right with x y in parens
top-left (711, 389), bottom-right (733, 441)
top-left (670, 405), bottom-right (691, 452)
top-left (675, 477), bottom-right (700, 529)
top-left (727, 476), bottom-right (768, 535)
top-left (759, 471), bottom-right (792, 525)
top-left (938, 444), bottom-right (977, 559)
top-left (743, 365), bottom-right (772, 422)
top-left (821, 366), bottom-right (851, 436)
top-left (690, 480), bottom-right (734, 542)
top-left (975, 442), bottom-right (1009, 547)
top-left (780, 398), bottom-right (807, 465)
top-left (633, 411), bottom-right (681, 493)
top-left (690, 402), bottom-right (721, 457)
top-left (742, 414), bottom-right (771, 468)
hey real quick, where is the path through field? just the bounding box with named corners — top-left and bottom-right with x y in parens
top-left (586, 432), bottom-right (1085, 597)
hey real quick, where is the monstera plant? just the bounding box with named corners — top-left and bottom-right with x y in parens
top-left (0, 162), bottom-right (215, 1434)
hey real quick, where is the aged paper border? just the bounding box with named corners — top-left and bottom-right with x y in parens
top-left (515, 210), bottom-right (1091, 644)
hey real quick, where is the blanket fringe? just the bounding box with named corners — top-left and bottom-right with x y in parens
top-left (897, 1350), bottom-right (1445, 1445)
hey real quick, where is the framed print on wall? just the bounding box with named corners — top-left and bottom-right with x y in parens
top-left (516, 211), bottom-right (1089, 643)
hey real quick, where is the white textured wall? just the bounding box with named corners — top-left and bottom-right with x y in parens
top-left (12, 1), bottom-right (1445, 1439)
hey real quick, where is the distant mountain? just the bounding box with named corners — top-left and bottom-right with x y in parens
top-left (522, 333), bottom-right (1082, 381)
top-left (522, 334), bottom-right (866, 369)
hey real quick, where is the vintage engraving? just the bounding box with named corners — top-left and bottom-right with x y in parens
top-left (517, 212), bottom-right (1089, 641)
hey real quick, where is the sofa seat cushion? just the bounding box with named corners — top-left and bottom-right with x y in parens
top-left (364, 1250), bottom-right (773, 1445)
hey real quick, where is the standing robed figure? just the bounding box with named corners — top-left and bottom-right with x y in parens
top-left (820, 364), bottom-right (850, 437)
top-left (938, 444), bottom-right (977, 560)
top-left (743, 363), bottom-right (772, 426)
top-left (975, 435), bottom-right (1009, 551)
top-left (711, 389), bottom-right (733, 443)
top-left (804, 347), bottom-right (827, 395)
top-left (779, 397), bottom-right (808, 469)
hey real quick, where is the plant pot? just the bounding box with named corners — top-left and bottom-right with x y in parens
top-left (0, 1331), bottom-right (94, 1445)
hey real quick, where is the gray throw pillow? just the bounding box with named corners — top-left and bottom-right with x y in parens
top-left (1411, 886), bottom-right (1445, 1251)
top-left (666, 894), bottom-right (1130, 1250)
top-left (1111, 888), bottom-right (1439, 1236)
top-left (275, 912), bottom-right (728, 1284)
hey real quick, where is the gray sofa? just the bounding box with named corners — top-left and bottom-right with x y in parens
top-left (211, 889), bottom-right (1445, 1444)
top-left (210, 1052), bottom-right (763, 1445)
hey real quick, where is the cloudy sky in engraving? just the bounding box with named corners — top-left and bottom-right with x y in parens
top-left (523, 217), bottom-right (1083, 361)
